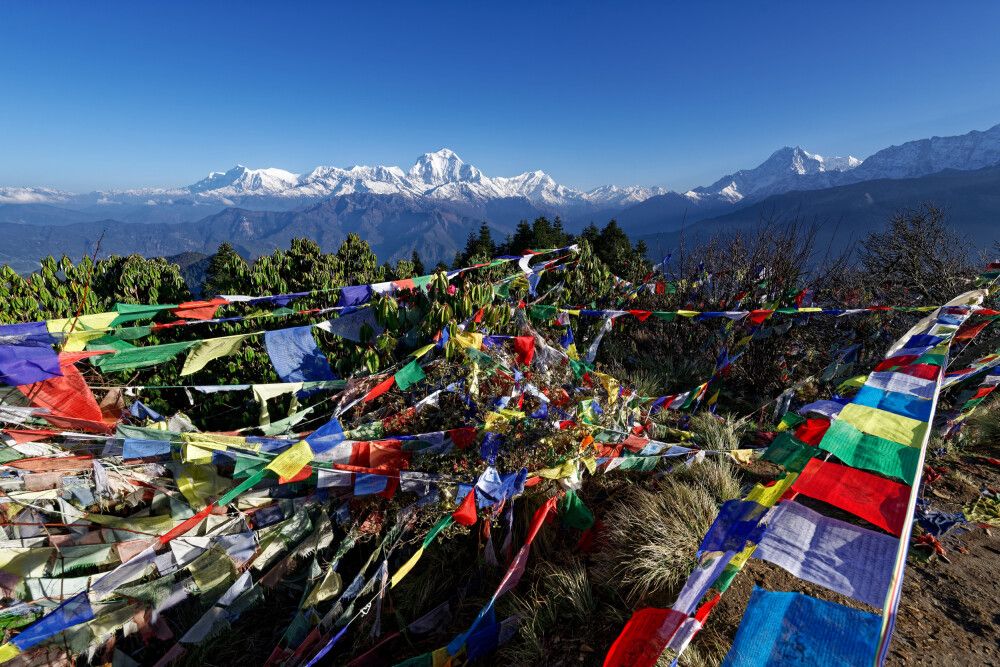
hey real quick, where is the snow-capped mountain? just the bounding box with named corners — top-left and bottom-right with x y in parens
top-left (5, 122), bottom-right (1000, 228)
top-left (0, 149), bottom-right (668, 213)
top-left (846, 122), bottom-right (1000, 181)
top-left (687, 146), bottom-right (862, 203)
top-left (188, 165), bottom-right (299, 197)
top-left (0, 186), bottom-right (77, 205)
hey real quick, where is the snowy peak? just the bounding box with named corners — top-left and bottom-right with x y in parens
top-left (408, 148), bottom-right (484, 185)
top-left (691, 145), bottom-right (862, 202)
top-left (825, 155), bottom-right (863, 171)
top-left (7, 122), bottom-right (1000, 215)
top-left (851, 123), bottom-right (1000, 180)
top-left (0, 186), bottom-right (76, 204)
top-left (188, 165), bottom-right (299, 195)
top-left (583, 184), bottom-right (670, 207)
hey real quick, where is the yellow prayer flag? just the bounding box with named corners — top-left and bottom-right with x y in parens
top-left (838, 403), bottom-right (928, 447)
top-left (390, 547), bottom-right (424, 588)
top-left (454, 331), bottom-right (484, 350)
top-left (532, 459), bottom-right (577, 480)
top-left (0, 643), bottom-right (21, 663)
top-left (746, 472), bottom-right (798, 506)
top-left (266, 440), bottom-right (314, 480)
top-left (47, 312), bottom-right (119, 351)
top-left (837, 374), bottom-right (868, 393)
top-left (182, 443), bottom-right (215, 465)
top-left (181, 334), bottom-right (248, 376)
top-left (727, 543), bottom-right (757, 570)
top-left (728, 449), bottom-right (758, 464)
top-left (412, 343), bottom-right (436, 359)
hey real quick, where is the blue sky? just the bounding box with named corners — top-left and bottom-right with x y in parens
top-left (2, 1), bottom-right (999, 192)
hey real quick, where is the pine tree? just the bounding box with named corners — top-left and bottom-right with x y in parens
top-left (201, 242), bottom-right (249, 297)
top-left (411, 250), bottom-right (425, 276)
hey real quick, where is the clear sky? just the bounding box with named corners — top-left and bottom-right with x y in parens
top-left (2, 1), bottom-right (1000, 192)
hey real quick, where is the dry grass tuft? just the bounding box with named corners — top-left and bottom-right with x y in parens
top-left (591, 479), bottom-right (719, 606)
top-left (687, 412), bottom-right (750, 451)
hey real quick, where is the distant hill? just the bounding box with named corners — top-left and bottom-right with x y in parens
top-left (0, 193), bottom-right (518, 273)
top-left (165, 251), bottom-right (212, 295)
top-left (639, 164), bottom-right (1000, 260)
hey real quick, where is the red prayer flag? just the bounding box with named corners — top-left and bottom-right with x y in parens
top-left (159, 504), bottom-right (215, 544)
top-left (19, 352), bottom-right (106, 425)
top-left (513, 336), bottom-right (535, 366)
top-left (453, 488), bottom-right (478, 526)
top-left (792, 458), bottom-right (910, 535)
top-left (875, 355), bottom-right (918, 371)
top-left (897, 363), bottom-right (942, 381)
top-left (955, 320), bottom-right (990, 341)
top-left (279, 465), bottom-right (313, 484)
top-left (973, 386), bottom-right (995, 399)
top-left (604, 607), bottom-right (686, 667)
top-left (747, 309), bottom-right (774, 325)
top-left (448, 427), bottom-right (478, 450)
top-left (171, 298), bottom-right (227, 320)
top-left (793, 417), bottom-right (830, 446)
top-left (362, 375), bottom-right (396, 402)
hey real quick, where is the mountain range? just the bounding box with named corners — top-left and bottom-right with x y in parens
top-left (1, 123), bottom-right (1000, 272)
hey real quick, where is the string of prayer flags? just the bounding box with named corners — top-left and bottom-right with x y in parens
top-left (446, 496), bottom-right (558, 657)
top-left (607, 287), bottom-right (985, 667)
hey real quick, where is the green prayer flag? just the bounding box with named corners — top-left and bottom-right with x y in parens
top-left (394, 653), bottom-right (433, 667)
top-left (422, 515), bottom-right (455, 548)
top-left (217, 468), bottom-right (269, 506)
top-left (762, 432), bottom-right (815, 473)
top-left (614, 455), bottom-right (660, 472)
top-left (89, 326), bottom-right (152, 345)
top-left (110, 303), bottom-right (175, 326)
top-left (116, 424), bottom-right (177, 441)
top-left (529, 304), bottom-right (558, 321)
top-left (92, 341), bottom-right (196, 372)
top-left (394, 359), bottom-right (426, 391)
top-left (778, 412), bottom-right (806, 430)
top-left (560, 490), bottom-right (594, 530)
top-left (818, 419), bottom-right (919, 483)
top-left (87, 339), bottom-right (137, 352)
